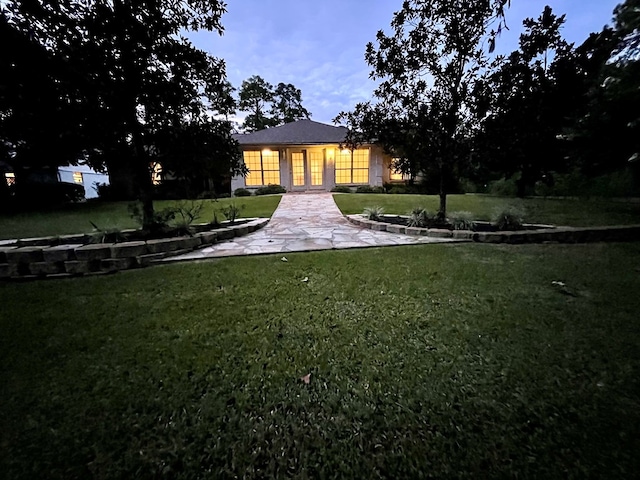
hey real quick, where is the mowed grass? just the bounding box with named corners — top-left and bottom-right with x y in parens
top-left (333, 193), bottom-right (640, 227)
top-left (0, 195), bottom-right (282, 240)
top-left (1, 243), bottom-right (639, 478)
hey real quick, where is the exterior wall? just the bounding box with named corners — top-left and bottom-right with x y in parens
top-left (231, 144), bottom-right (389, 194)
top-left (58, 165), bottom-right (109, 199)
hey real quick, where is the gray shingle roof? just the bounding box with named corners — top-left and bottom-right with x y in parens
top-left (234, 119), bottom-right (347, 145)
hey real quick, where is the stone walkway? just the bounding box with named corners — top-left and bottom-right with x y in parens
top-left (169, 193), bottom-right (459, 260)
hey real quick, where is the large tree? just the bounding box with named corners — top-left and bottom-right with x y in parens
top-left (270, 82), bottom-right (311, 125)
top-left (2, 1), bottom-right (240, 227)
top-left (477, 6), bottom-right (576, 196)
top-left (238, 75), bottom-right (275, 132)
top-left (335, 0), bottom-right (509, 218)
top-left (570, 0), bottom-right (640, 179)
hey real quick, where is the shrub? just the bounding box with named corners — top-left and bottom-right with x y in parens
top-left (406, 207), bottom-right (434, 228)
top-left (220, 202), bottom-right (245, 223)
top-left (371, 186), bottom-right (386, 194)
top-left (363, 206), bottom-right (384, 221)
top-left (449, 211), bottom-right (476, 231)
top-left (331, 186), bottom-right (352, 193)
top-left (234, 188), bottom-right (252, 197)
top-left (17, 181), bottom-right (85, 205)
top-left (172, 200), bottom-right (205, 234)
top-left (355, 185), bottom-right (374, 193)
top-left (488, 176), bottom-right (518, 196)
top-left (492, 206), bottom-right (525, 231)
top-left (127, 201), bottom-right (176, 232)
top-left (255, 184), bottom-right (286, 195)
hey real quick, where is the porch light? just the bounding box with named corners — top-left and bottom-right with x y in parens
top-left (262, 148), bottom-right (272, 155)
top-left (326, 148), bottom-right (334, 161)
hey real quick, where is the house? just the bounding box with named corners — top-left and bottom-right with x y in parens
top-left (231, 119), bottom-right (404, 193)
top-left (58, 164), bottom-right (110, 199)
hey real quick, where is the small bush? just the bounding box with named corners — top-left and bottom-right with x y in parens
top-left (371, 186), bottom-right (386, 194)
top-left (355, 185), bottom-right (374, 193)
top-left (492, 206), bottom-right (525, 231)
top-left (127, 201), bottom-right (176, 232)
top-left (255, 184), bottom-right (286, 195)
top-left (331, 186), bottom-right (352, 193)
top-left (17, 181), bottom-right (85, 205)
top-left (449, 211), bottom-right (476, 231)
top-left (172, 200), bottom-right (205, 234)
top-left (220, 202), bottom-right (245, 223)
top-left (363, 206), bottom-right (384, 221)
top-left (406, 207), bottom-right (434, 228)
top-left (488, 177), bottom-right (518, 197)
top-left (234, 188), bottom-right (252, 197)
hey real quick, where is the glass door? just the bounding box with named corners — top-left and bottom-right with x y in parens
top-left (309, 150), bottom-right (324, 188)
top-left (292, 152), bottom-right (306, 189)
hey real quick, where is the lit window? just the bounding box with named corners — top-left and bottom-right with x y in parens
top-left (72, 172), bottom-right (83, 184)
top-left (5, 172), bottom-right (15, 186)
top-left (244, 150), bottom-right (280, 186)
top-left (390, 158), bottom-right (409, 181)
top-left (335, 148), bottom-right (369, 184)
top-left (151, 162), bottom-right (162, 185)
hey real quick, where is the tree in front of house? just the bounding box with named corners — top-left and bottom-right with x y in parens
top-left (238, 76), bottom-right (310, 132)
top-left (1, 1), bottom-right (241, 227)
top-left (335, 0), bottom-right (509, 218)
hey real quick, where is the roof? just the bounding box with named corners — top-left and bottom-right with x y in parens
top-left (234, 119), bottom-right (347, 146)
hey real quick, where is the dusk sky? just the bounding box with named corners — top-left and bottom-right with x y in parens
top-left (188, 0), bottom-right (622, 126)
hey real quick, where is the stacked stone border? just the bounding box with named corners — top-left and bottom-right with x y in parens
top-left (347, 214), bottom-right (640, 244)
top-left (0, 218), bottom-right (268, 280)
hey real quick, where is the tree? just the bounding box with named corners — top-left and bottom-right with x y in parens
top-left (335, 0), bottom-right (509, 218)
top-left (238, 75), bottom-right (275, 132)
top-left (270, 83), bottom-right (310, 124)
top-left (570, 0), bottom-right (640, 179)
top-left (2, 1), bottom-right (239, 227)
top-left (477, 6), bottom-right (576, 196)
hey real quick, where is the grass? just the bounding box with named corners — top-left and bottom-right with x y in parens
top-left (1, 243), bottom-right (639, 478)
top-left (333, 193), bottom-right (640, 227)
top-left (0, 195), bottom-right (282, 240)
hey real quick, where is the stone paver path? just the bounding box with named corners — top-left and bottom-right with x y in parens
top-left (169, 193), bottom-right (459, 260)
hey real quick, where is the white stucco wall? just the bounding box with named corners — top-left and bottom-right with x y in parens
top-left (58, 165), bottom-right (109, 199)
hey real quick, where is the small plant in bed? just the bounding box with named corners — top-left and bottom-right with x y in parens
top-left (492, 206), bottom-right (525, 231)
top-left (363, 206), bottom-right (385, 221)
top-left (255, 184), bottom-right (286, 195)
top-left (449, 211), bottom-right (476, 231)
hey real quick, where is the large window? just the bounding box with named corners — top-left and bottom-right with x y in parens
top-left (335, 148), bottom-right (369, 184)
top-left (244, 150), bottom-right (280, 186)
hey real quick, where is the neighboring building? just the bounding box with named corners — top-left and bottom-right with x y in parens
top-left (231, 119), bottom-right (401, 193)
top-left (57, 164), bottom-right (110, 199)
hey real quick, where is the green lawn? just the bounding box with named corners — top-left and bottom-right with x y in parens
top-left (333, 193), bottom-right (640, 227)
top-left (1, 243), bottom-right (639, 478)
top-left (0, 195), bottom-right (282, 240)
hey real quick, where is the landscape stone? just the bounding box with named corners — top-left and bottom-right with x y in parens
top-left (29, 262), bottom-right (64, 276)
top-left (427, 229), bottom-right (453, 238)
top-left (5, 247), bottom-right (44, 264)
top-left (145, 238), bottom-right (182, 254)
top-left (0, 263), bottom-right (18, 278)
top-left (75, 243), bottom-right (114, 261)
top-left (232, 225), bottom-right (250, 237)
top-left (110, 241), bottom-right (148, 258)
top-left (194, 231), bottom-right (218, 245)
top-left (43, 244), bottom-right (82, 263)
top-left (64, 260), bottom-right (92, 275)
top-left (386, 224), bottom-right (407, 234)
top-left (216, 228), bottom-right (235, 240)
top-left (101, 258), bottom-right (134, 272)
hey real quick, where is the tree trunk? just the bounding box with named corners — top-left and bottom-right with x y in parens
top-left (438, 161), bottom-right (447, 220)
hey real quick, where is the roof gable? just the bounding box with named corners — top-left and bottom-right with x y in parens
top-left (234, 119), bottom-right (347, 146)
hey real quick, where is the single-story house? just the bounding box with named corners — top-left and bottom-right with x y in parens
top-left (231, 119), bottom-right (406, 193)
top-left (58, 164), bottom-right (110, 199)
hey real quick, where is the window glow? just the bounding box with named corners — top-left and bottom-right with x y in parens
top-left (5, 172), bottom-right (15, 186)
top-left (243, 150), bottom-right (280, 186)
top-left (335, 148), bottom-right (369, 184)
top-left (72, 172), bottom-right (83, 184)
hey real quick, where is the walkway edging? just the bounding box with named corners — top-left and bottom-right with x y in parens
top-left (0, 218), bottom-right (269, 280)
top-left (347, 214), bottom-right (640, 244)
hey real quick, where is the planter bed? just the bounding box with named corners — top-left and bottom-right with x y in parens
top-left (0, 218), bottom-right (268, 280)
top-left (347, 214), bottom-right (640, 244)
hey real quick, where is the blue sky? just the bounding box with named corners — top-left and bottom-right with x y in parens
top-left (189, 0), bottom-right (622, 125)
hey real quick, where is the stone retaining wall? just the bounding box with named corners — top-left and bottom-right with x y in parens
top-left (0, 218), bottom-right (268, 280)
top-left (347, 214), bottom-right (640, 244)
